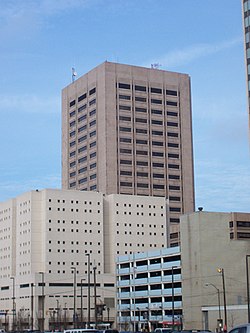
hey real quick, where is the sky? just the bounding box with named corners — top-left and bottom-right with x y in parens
top-left (0, 0), bottom-right (249, 212)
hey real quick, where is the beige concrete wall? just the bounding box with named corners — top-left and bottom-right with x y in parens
top-left (180, 211), bottom-right (250, 331)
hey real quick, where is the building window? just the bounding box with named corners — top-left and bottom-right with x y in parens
top-left (153, 184), bottom-right (164, 189)
top-left (135, 107), bottom-right (147, 113)
top-left (120, 127), bottom-right (131, 132)
top-left (169, 196), bottom-right (181, 202)
top-left (151, 109), bottom-right (162, 115)
top-left (152, 119), bottom-right (163, 125)
top-left (120, 182), bottom-right (132, 187)
top-left (89, 87), bottom-right (96, 95)
top-left (136, 128), bottom-right (147, 134)
top-left (153, 162), bottom-right (164, 168)
top-left (137, 183), bottom-right (148, 188)
top-left (78, 114), bottom-right (87, 122)
top-left (136, 150), bottom-right (148, 155)
top-left (151, 99), bottom-right (162, 104)
top-left (168, 153), bottom-right (179, 159)
top-left (78, 93), bottom-right (87, 102)
top-left (167, 111), bottom-right (178, 117)
top-left (120, 149), bottom-right (132, 154)
top-left (137, 172), bottom-right (148, 177)
top-left (89, 109), bottom-right (96, 116)
top-left (153, 173), bottom-right (164, 178)
top-left (118, 83), bottom-right (131, 89)
top-left (168, 142), bottom-right (179, 148)
top-left (90, 152), bottom-right (96, 158)
top-left (168, 164), bottom-right (179, 169)
top-left (90, 130), bottom-right (96, 137)
top-left (120, 116), bottom-right (131, 121)
top-left (135, 85), bottom-right (146, 92)
top-left (119, 94), bottom-right (131, 100)
top-left (135, 96), bottom-right (147, 102)
top-left (78, 135), bottom-right (87, 143)
top-left (167, 132), bottom-right (178, 137)
top-left (119, 105), bottom-right (131, 111)
top-left (152, 151), bottom-right (164, 157)
top-left (169, 174), bottom-right (180, 180)
top-left (167, 122), bottom-right (178, 127)
top-left (120, 137), bottom-right (132, 143)
top-left (152, 130), bottom-right (163, 136)
top-left (136, 160), bottom-right (148, 166)
top-left (166, 89), bottom-right (177, 96)
top-left (70, 110), bottom-right (76, 117)
top-left (120, 170), bottom-right (132, 176)
top-left (120, 159), bottom-right (132, 165)
top-left (89, 99), bottom-right (96, 106)
top-left (78, 104), bottom-right (87, 112)
top-left (167, 101), bottom-right (178, 107)
top-left (78, 146), bottom-right (87, 153)
top-left (169, 185), bottom-right (180, 190)
top-left (70, 100), bottom-right (75, 107)
top-left (79, 167), bottom-right (87, 174)
top-left (136, 118), bottom-right (147, 123)
top-left (90, 174), bottom-right (96, 180)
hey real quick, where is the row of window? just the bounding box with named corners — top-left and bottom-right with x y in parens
top-left (120, 149), bottom-right (179, 158)
top-left (119, 96), bottom-right (177, 106)
top-left (120, 160), bottom-right (180, 169)
top-left (119, 128), bottom-right (178, 136)
top-left (119, 183), bottom-right (180, 192)
top-left (118, 83), bottom-right (178, 96)
top-left (120, 138), bottom-right (179, 149)
top-left (119, 117), bottom-right (178, 126)
top-left (69, 87), bottom-right (96, 107)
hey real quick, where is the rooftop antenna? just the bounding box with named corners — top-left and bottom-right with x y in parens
top-left (151, 63), bottom-right (162, 69)
top-left (72, 67), bottom-right (77, 83)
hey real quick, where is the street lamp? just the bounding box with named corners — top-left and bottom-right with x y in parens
top-left (205, 283), bottom-right (221, 329)
top-left (246, 255), bottom-right (250, 323)
top-left (31, 283), bottom-right (35, 331)
top-left (217, 268), bottom-right (227, 331)
top-left (39, 272), bottom-right (45, 332)
top-left (86, 254), bottom-right (91, 328)
top-left (93, 265), bottom-right (97, 328)
top-left (81, 279), bottom-right (86, 327)
top-left (171, 266), bottom-right (177, 330)
top-left (71, 267), bottom-right (77, 328)
top-left (10, 277), bottom-right (15, 331)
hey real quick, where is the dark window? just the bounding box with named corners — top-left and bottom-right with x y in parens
top-left (79, 167), bottom-right (87, 174)
top-left (120, 170), bottom-right (132, 176)
top-left (166, 89), bottom-right (178, 96)
top-left (120, 137), bottom-right (132, 143)
top-left (151, 99), bottom-right (162, 104)
top-left (152, 151), bottom-right (164, 157)
top-left (152, 141), bottom-right (163, 146)
top-left (152, 119), bottom-right (163, 125)
top-left (119, 83), bottom-right (131, 89)
top-left (90, 174), bottom-right (96, 180)
top-left (167, 111), bottom-right (178, 117)
top-left (169, 196), bottom-right (181, 202)
top-left (153, 184), bottom-right (165, 189)
top-left (120, 149), bottom-right (132, 154)
top-left (136, 118), bottom-right (147, 123)
top-left (78, 104), bottom-right (87, 112)
top-left (167, 132), bottom-right (178, 137)
top-left (136, 128), bottom-right (147, 134)
top-left (168, 164), bottom-right (179, 169)
top-left (170, 207), bottom-right (181, 212)
top-left (78, 125), bottom-right (87, 133)
top-left (90, 120), bottom-right (96, 127)
top-left (70, 141), bottom-right (76, 147)
top-left (168, 142), bottom-right (179, 148)
top-left (90, 184), bottom-right (96, 190)
top-left (120, 127), bottom-right (131, 132)
top-left (89, 109), bottom-right (96, 116)
top-left (119, 94), bottom-right (131, 100)
top-left (78, 114), bottom-right (87, 122)
top-left (89, 99), bottom-right (96, 106)
top-left (78, 135), bottom-right (87, 143)
top-left (169, 174), bottom-right (180, 180)
top-left (120, 116), bottom-right (131, 121)
top-left (167, 101), bottom-right (178, 107)
top-left (79, 177), bottom-right (87, 184)
top-left (137, 183), bottom-right (149, 188)
top-left (78, 157), bottom-right (87, 163)
top-left (151, 87), bottom-right (162, 94)
top-left (70, 131), bottom-right (75, 137)
top-left (153, 173), bottom-right (164, 178)
top-left (136, 161), bottom-right (148, 166)
top-left (90, 141), bottom-right (96, 148)
top-left (70, 161), bottom-right (76, 167)
top-left (70, 171), bottom-right (76, 177)
top-left (90, 163), bottom-right (96, 169)
top-left (169, 185), bottom-right (180, 190)
top-left (136, 139), bottom-right (148, 144)
top-left (90, 130), bottom-right (96, 137)
top-left (170, 218), bottom-right (180, 223)
top-left (151, 109), bottom-right (162, 115)
top-left (89, 87), bottom-right (96, 95)
top-left (167, 121), bottom-right (178, 127)
top-left (237, 221), bottom-right (250, 228)
top-left (120, 160), bottom-right (132, 165)
top-left (153, 162), bottom-right (164, 168)
top-left (78, 93), bottom-right (87, 102)
top-left (135, 85), bottom-right (146, 92)
top-left (70, 110), bottom-right (76, 117)
top-left (137, 172), bottom-right (148, 177)
top-left (90, 152), bottom-right (96, 158)
top-left (152, 130), bottom-right (163, 136)
top-left (120, 182), bottom-right (132, 187)
top-left (136, 150), bottom-right (148, 155)
top-left (70, 182), bottom-right (76, 187)
top-left (135, 96), bottom-right (147, 102)
top-left (119, 105), bottom-right (131, 111)
top-left (135, 107), bottom-right (147, 113)
top-left (168, 153), bottom-right (179, 159)
top-left (70, 151), bottom-right (76, 157)
top-left (70, 100), bottom-right (75, 107)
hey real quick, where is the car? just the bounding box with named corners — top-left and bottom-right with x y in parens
top-left (228, 323), bottom-right (250, 333)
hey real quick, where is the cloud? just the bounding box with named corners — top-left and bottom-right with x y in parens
top-left (0, 94), bottom-right (60, 114)
top-left (144, 37), bottom-right (243, 69)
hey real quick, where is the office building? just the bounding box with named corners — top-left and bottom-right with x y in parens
top-left (62, 61), bottom-right (195, 245)
top-left (0, 188), bottom-right (166, 331)
top-left (180, 211), bottom-right (250, 332)
top-left (243, 0), bottom-right (250, 133)
top-left (116, 247), bottom-right (181, 332)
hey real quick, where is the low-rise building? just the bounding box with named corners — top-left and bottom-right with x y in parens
top-left (116, 247), bottom-right (181, 332)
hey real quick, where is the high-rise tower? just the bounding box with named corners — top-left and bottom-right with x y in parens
top-left (62, 62), bottom-right (195, 245)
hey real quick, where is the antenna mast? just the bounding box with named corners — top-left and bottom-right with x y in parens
top-left (72, 67), bottom-right (77, 83)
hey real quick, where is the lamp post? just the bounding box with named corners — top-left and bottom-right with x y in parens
top-left (171, 266), bottom-right (177, 331)
top-left (93, 265), bottom-right (97, 328)
top-left (10, 277), bottom-right (15, 332)
top-left (246, 255), bottom-right (250, 323)
top-left (81, 279), bottom-right (85, 327)
top-left (86, 254), bottom-right (91, 328)
top-left (31, 283), bottom-right (35, 331)
top-left (64, 303), bottom-right (67, 329)
top-left (39, 272), bottom-right (45, 332)
top-left (217, 268), bottom-right (227, 331)
top-left (205, 283), bottom-right (221, 330)
top-left (71, 267), bottom-right (77, 328)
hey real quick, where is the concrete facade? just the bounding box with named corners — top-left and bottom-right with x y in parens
top-left (0, 189), bottom-right (167, 331)
top-left (62, 61), bottom-right (195, 246)
top-left (180, 211), bottom-right (250, 332)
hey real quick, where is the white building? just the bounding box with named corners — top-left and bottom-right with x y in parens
top-left (116, 247), bottom-right (181, 332)
top-left (0, 188), bottom-right (167, 331)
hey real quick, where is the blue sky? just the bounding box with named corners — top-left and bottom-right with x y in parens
top-left (0, 0), bottom-right (249, 212)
